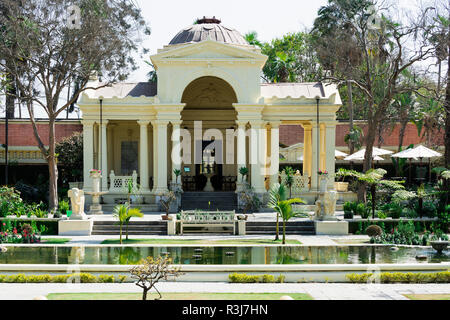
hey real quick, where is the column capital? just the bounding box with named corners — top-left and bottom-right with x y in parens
top-left (170, 120), bottom-right (183, 127)
top-left (80, 120), bottom-right (95, 126)
top-left (269, 121), bottom-right (281, 128)
top-left (100, 119), bottom-right (109, 127)
top-left (151, 119), bottom-right (170, 127)
top-left (137, 120), bottom-right (151, 126)
top-left (248, 120), bottom-right (266, 128)
top-left (235, 120), bottom-right (248, 128)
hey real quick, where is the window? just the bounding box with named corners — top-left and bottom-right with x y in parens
top-left (121, 141), bottom-right (138, 175)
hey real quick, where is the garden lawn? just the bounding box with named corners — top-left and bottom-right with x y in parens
top-left (41, 238), bottom-right (71, 244)
top-left (101, 239), bottom-right (302, 245)
top-left (403, 294), bottom-right (450, 300)
top-left (47, 292), bottom-right (313, 300)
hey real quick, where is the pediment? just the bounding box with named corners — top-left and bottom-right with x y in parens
top-left (151, 40), bottom-right (267, 64)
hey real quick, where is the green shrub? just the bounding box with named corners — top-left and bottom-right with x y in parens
top-left (51, 275), bottom-right (71, 283)
top-left (118, 275), bottom-right (128, 283)
top-left (366, 225), bottom-right (382, 237)
top-left (98, 274), bottom-right (115, 283)
top-left (58, 199), bottom-right (69, 215)
top-left (261, 274), bottom-right (275, 283)
top-left (346, 272), bottom-right (450, 283)
top-left (229, 273), bottom-right (284, 283)
top-left (388, 203), bottom-right (402, 219)
top-left (376, 210), bottom-right (387, 219)
top-left (356, 203), bottom-right (369, 218)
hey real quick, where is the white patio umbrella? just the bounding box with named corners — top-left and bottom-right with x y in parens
top-left (391, 145), bottom-right (442, 182)
top-left (344, 147), bottom-right (393, 161)
top-left (297, 149), bottom-right (349, 161)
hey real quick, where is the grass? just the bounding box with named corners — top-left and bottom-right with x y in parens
top-left (47, 292), bottom-right (313, 300)
top-left (100, 238), bottom-right (302, 245)
top-left (40, 238), bottom-right (71, 244)
top-left (403, 294), bottom-right (450, 300)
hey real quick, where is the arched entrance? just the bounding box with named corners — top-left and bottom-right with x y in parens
top-left (180, 76), bottom-right (238, 192)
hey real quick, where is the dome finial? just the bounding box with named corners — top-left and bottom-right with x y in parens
top-left (196, 16), bottom-right (221, 24)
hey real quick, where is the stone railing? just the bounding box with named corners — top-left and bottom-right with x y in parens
top-left (109, 170), bottom-right (137, 193)
top-left (279, 171), bottom-right (310, 193)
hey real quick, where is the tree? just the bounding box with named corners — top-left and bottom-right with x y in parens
top-left (0, 0), bottom-right (150, 211)
top-left (249, 31), bottom-right (324, 83)
top-left (113, 204), bottom-right (143, 244)
top-left (130, 256), bottom-right (183, 300)
top-left (268, 183), bottom-right (306, 244)
top-left (312, 0), bottom-right (435, 178)
top-left (338, 168), bottom-right (404, 218)
top-left (55, 131), bottom-right (83, 185)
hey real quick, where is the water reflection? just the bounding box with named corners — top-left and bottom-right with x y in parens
top-left (0, 245), bottom-right (448, 265)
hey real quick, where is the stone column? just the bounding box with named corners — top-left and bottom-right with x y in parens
top-left (152, 120), bottom-right (169, 194)
top-left (236, 121), bottom-right (247, 188)
top-left (81, 120), bottom-right (95, 191)
top-left (100, 120), bottom-right (108, 191)
top-left (249, 120), bottom-right (266, 193)
top-left (311, 124), bottom-right (320, 191)
top-left (138, 120), bottom-right (150, 192)
top-left (171, 120), bottom-right (182, 184)
top-left (302, 123), bottom-right (312, 178)
top-left (325, 122), bottom-right (337, 190)
top-left (269, 121), bottom-right (281, 186)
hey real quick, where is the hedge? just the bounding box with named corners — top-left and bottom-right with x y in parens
top-left (346, 271), bottom-right (450, 283)
top-left (0, 273), bottom-right (128, 283)
top-left (229, 273), bottom-right (285, 283)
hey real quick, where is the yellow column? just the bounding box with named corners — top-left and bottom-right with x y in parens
top-left (311, 124), bottom-right (319, 191)
top-left (171, 120), bottom-right (182, 184)
top-left (151, 120), bottom-right (169, 194)
top-left (325, 122), bottom-right (337, 190)
top-left (249, 120), bottom-right (266, 193)
top-left (320, 123), bottom-right (326, 171)
top-left (302, 123), bottom-right (312, 177)
top-left (100, 120), bottom-right (108, 191)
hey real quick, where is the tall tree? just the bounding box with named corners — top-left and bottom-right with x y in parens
top-left (312, 0), bottom-right (434, 188)
top-left (0, 0), bottom-right (150, 211)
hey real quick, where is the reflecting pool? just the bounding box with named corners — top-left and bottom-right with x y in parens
top-left (0, 245), bottom-right (448, 265)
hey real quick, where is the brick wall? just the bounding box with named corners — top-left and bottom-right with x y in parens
top-left (0, 121), bottom-right (83, 147)
top-left (280, 122), bottom-right (444, 148)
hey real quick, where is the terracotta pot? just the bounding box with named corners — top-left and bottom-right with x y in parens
top-left (335, 182), bottom-right (349, 192)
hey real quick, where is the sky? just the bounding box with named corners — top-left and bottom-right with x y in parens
top-left (128, 0), bottom-right (329, 82)
top-left (0, 0), bottom-right (440, 119)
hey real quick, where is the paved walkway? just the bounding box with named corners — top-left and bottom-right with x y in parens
top-left (0, 282), bottom-right (448, 300)
top-left (41, 233), bottom-right (369, 246)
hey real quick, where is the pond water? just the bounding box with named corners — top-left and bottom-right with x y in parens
top-left (0, 245), bottom-right (448, 265)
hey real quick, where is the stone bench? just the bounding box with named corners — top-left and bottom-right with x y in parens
top-left (179, 210), bottom-right (235, 235)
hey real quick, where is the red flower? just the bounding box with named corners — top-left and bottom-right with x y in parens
top-left (13, 228), bottom-right (17, 234)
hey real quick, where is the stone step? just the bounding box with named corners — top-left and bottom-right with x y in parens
top-left (100, 204), bottom-right (160, 213)
top-left (246, 230), bottom-right (316, 235)
top-left (93, 221), bottom-right (166, 226)
top-left (91, 231), bottom-right (167, 235)
top-left (246, 226), bottom-right (314, 231)
top-left (246, 222), bottom-right (314, 226)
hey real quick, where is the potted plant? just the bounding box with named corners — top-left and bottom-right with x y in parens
top-left (160, 191), bottom-right (176, 220)
top-left (343, 201), bottom-right (354, 219)
top-left (173, 169), bottom-right (181, 184)
top-left (239, 167), bottom-right (249, 182)
top-left (335, 168), bottom-right (349, 192)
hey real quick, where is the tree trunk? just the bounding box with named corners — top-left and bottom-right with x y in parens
top-left (275, 213), bottom-right (279, 241)
top-left (347, 81), bottom-right (354, 170)
top-left (445, 51), bottom-right (450, 168)
top-left (48, 119), bottom-right (59, 212)
top-left (282, 219), bottom-right (286, 245)
top-left (142, 288), bottom-right (149, 300)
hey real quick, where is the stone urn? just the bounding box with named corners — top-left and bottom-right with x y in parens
top-left (430, 240), bottom-right (449, 254)
top-left (319, 175), bottom-right (328, 192)
top-left (89, 170), bottom-right (102, 192)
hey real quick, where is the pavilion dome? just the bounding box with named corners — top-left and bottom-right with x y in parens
top-left (168, 16), bottom-right (248, 46)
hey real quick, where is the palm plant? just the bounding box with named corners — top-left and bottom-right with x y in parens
top-left (284, 167), bottom-right (295, 198)
top-left (268, 183), bottom-right (306, 244)
top-left (113, 204), bottom-right (144, 244)
top-left (173, 169), bottom-right (181, 184)
top-left (337, 168), bottom-right (404, 219)
top-left (239, 167), bottom-right (249, 182)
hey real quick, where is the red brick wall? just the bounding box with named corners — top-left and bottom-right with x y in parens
top-left (280, 122), bottom-right (444, 147)
top-left (0, 121), bottom-right (83, 147)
